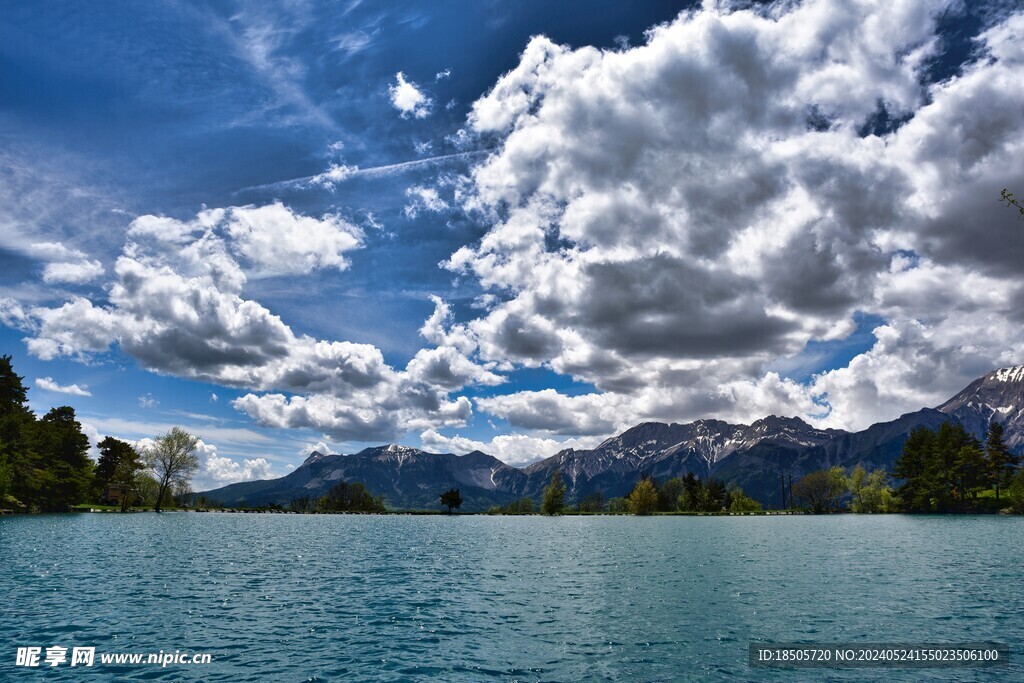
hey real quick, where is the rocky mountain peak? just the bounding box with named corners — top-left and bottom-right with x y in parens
top-left (938, 365), bottom-right (1024, 449)
top-left (302, 450), bottom-right (332, 466)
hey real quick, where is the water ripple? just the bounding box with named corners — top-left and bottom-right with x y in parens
top-left (1, 514), bottom-right (1022, 681)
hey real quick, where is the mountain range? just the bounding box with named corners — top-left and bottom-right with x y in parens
top-left (200, 365), bottom-right (1024, 511)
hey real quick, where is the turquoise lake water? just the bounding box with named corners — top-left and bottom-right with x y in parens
top-left (1, 514), bottom-right (1021, 681)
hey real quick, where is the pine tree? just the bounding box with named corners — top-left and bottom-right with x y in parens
top-left (986, 423), bottom-right (1019, 501)
top-left (96, 437), bottom-right (144, 510)
top-left (894, 427), bottom-right (933, 511)
top-left (895, 423), bottom-right (986, 512)
top-left (954, 444), bottom-right (987, 504)
top-left (35, 406), bottom-right (94, 511)
top-left (541, 469), bottom-right (566, 515)
top-left (0, 355), bottom-right (38, 508)
top-left (0, 355), bottom-right (28, 417)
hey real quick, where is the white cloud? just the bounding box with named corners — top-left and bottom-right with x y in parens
top-left (127, 202), bottom-right (363, 278)
top-left (476, 389), bottom-right (620, 436)
top-left (420, 429), bottom-right (603, 466)
top-left (7, 202), bottom-right (501, 441)
top-left (25, 297), bottom-right (120, 361)
top-left (310, 163), bottom-right (358, 189)
top-left (437, 0), bottom-right (1024, 433)
top-left (301, 440), bottom-right (337, 456)
top-left (35, 376), bottom-right (91, 397)
top-left (152, 437), bottom-right (275, 487)
top-left (28, 241), bottom-right (104, 284)
top-left (403, 185), bottom-right (449, 219)
top-left (5, 0), bottom-right (1024, 452)
top-left (233, 390), bottom-right (473, 442)
top-left (205, 454), bottom-right (272, 484)
top-left (210, 392), bottom-right (219, 403)
top-left (42, 260), bottom-right (105, 285)
top-left (388, 71), bottom-right (433, 118)
top-left (79, 420), bottom-right (101, 461)
top-left (138, 394), bottom-right (159, 409)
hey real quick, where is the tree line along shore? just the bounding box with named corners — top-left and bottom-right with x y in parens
top-left (3, 354), bottom-right (1023, 516)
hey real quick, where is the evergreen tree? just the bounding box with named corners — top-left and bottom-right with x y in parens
top-left (929, 423), bottom-right (981, 511)
top-left (986, 422), bottom-right (1019, 501)
top-left (0, 355), bottom-right (28, 417)
top-left (541, 469), bottom-right (566, 515)
top-left (895, 422), bottom-right (988, 512)
top-left (95, 437), bottom-right (138, 500)
top-left (705, 478), bottom-right (728, 511)
top-left (112, 448), bottom-right (145, 512)
top-left (678, 472), bottom-right (703, 512)
top-left (35, 406), bottom-right (94, 511)
top-left (93, 437), bottom-right (145, 512)
top-left (0, 355), bottom-right (40, 508)
top-left (657, 477), bottom-right (683, 512)
top-left (954, 444), bottom-right (987, 504)
top-left (575, 490), bottom-right (605, 513)
top-left (893, 427), bottom-right (933, 511)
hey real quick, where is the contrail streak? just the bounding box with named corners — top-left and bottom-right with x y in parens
top-left (238, 149), bottom-right (491, 194)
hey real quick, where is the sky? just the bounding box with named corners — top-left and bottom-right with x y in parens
top-left (1, 0), bottom-right (1023, 490)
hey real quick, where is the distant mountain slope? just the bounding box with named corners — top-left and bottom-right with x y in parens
top-left (938, 365), bottom-right (1024, 450)
top-left (509, 412), bottom-right (947, 505)
top-left (201, 366), bottom-right (1024, 509)
top-left (202, 445), bottom-right (526, 511)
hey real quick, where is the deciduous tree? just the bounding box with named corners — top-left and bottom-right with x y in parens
top-left (792, 467), bottom-right (847, 513)
top-left (143, 427), bottom-right (200, 513)
top-left (848, 465), bottom-right (897, 513)
top-left (628, 477), bottom-right (659, 515)
top-left (440, 487), bottom-right (462, 513)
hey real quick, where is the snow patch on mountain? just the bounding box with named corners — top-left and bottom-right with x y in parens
top-left (993, 366), bottom-right (1024, 383)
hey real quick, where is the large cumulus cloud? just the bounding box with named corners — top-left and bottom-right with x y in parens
top-left (434, 0), bottom-right (1024, 434)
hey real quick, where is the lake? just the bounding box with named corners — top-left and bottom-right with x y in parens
top-left (1, 514), bottom-right (1021, 681)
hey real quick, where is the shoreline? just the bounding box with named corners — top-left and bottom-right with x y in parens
top-left (4, 507), bottom-right (1018, 517)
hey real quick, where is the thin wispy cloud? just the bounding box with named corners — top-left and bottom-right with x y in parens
top-left (239, 149), bottom-right (491, 193)
top-left (138, 393), bottom-right (160, 409)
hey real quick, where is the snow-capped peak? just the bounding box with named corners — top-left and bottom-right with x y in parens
top-left (993, 365), bottom-right (1024, 383)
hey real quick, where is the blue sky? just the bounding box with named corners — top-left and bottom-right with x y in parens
top-left (2, 0), bottom-right (1022, 488)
